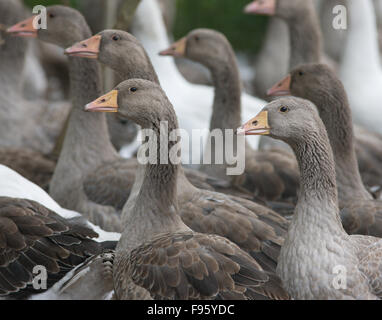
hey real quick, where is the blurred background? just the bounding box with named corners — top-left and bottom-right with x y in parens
top-left (23, 0), bottom-right (268, 55)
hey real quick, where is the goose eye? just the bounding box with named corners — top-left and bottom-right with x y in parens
top-left (112, 35), bottom-right (120, 41)
top-left (279, 106), bottom-right (289, 113)
top-left (49, 13), bottom-right (55, 18)
top-left (298, 71), bottom-right (304, 76)
top-left (195, 36), bottom-right (200, 41)
top-left (130, 87), bottom-right (137, 92)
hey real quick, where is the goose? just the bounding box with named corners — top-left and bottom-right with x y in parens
top-left (0, 0), bottom-right (68, 190)
top-left (66, 28), bottom-right (292, 273)
top-left (247, 0), bottom-right (382, 188)
top-left (244, 0), bottom-right (322, 152)
top-left (10, 6), bottom-right (239, 234)
top-left (0, 165), bottom-right (119, 299)
top-left (86, 78), bottom-right (288, 300)
top-left (1, 0), bottom-right (70, 155)
top-left (239, 97), bottom-right (382, 300)
top-left (339, 0), bottom-right (382, 135)
top-left (129, 0), bottom-right (267, 162)
top-left (6, 6), bottom-right (138, 155)
top-left (267, 63), bottom-right (382, 237)
top-left (7, 6), bottom-right (134, 232)
top-left (160, 28), bottom-right (299, 201)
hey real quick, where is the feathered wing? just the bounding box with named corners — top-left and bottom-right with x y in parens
top-left (355, 237), bottom-right (382, 298)
top-left (0, 197), bottom-right (103, 297)
top-left (83, 158), bottom-right (138, 211)
top-left (340, 199), bottom-right (382, 237)
top-left (114, 232), bottom-right (288, 300)
top-left (179, 189), bottom-right (287, 273)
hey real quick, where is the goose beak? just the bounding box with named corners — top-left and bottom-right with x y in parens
top-left (237, 111), bottom-right (271, 136)
top-left (244, 0), bottom-right (276, 15)
top-left (85, 90), bottom-right (119, 113)
top-left (6, 16), bottom-right (37, 38)
top-left (159, 37), bottom-right (187, 57)
top-left (267, 74), bottom-right (291, 96)
top-left (65, 35), bottom-right (101, 58)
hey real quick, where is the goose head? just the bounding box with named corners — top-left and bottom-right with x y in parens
top-left (159, 28), bottom-right (232, 68)
top-left (238, 97), bottom-right (320, 144)
top-left (244, 0), bottom-right (311, 19)
top-left (7, 5), bottom-right (90, 48)
top-left (268, 63), bottom-right (344, 114)
top-left (65, 30), bottom-right (150, 75)
top-left (85, 79), bottom-right (174, 129)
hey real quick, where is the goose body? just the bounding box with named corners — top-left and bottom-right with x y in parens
top-left (240, 97), bottom-right (382, 299)
top-left (0, 164), bottom-right (119, 299)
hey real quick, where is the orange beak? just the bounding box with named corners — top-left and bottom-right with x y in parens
top-left (267, 74), bottom-right (292, 96)
top-left (7, 16), bottom-right (37, 38)
top-left (159, 37), bottom-right (187, 57)
top-left (237, 111), bottom-right (271, 136)
top-left (65, 35), bottom-right (102, 59)
top-left (244, 0), bottom-right (276, 15)
top-left (85, 90), bottom-right (119, 113)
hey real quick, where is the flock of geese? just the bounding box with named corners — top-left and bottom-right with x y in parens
top-left (1, 0), bottom-right (382, 300)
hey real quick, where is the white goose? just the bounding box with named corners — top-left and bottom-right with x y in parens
top-left (340, 0), bottom-right (382, 135)
top-left (130, 0), bottom-right (266, 164)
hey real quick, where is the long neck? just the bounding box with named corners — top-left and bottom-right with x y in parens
top-left (117, 50), bottom-right (160, 85)
top-left (342, 0), bottom-right (381, 75)
top-left (286, 4), bottom-right (322, 68)
top-left (0, 35), bottom-right (26, 95)
top-left (207, 49), bottom-right (242, 131)
top-left (310, 87), bottom-right (372, 205)
top-left (119, 106), bottom-right (187, 252)
top-left (290, 124), bottom-right (343, 230)
top-left (51, 56), bottom-right (117, 191)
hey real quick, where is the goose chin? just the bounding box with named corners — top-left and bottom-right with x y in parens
top-left (9, 31), bottom-right (37, 38)
top-left (84, 105), bottom-right (117, 113)
top-left (246, 129), bottom-right (271, 136)
top-left (68, 52), bottom-right (98, 59)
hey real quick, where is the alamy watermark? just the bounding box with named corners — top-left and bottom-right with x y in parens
top-left (136, 123), bottom-right (246, 176)
top-left (332, 5), bottom-right (348, 30)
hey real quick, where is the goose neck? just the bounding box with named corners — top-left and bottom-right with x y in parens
top-left (312, 90), bottom-right (372, 203)
top-left (286, 9), bottom-right (321, 68)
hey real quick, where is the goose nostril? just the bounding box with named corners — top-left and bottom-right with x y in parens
top-left (81, 44), bottom-right (87, 48)
top-left (101, 99), bottom-right (106, 103)
top-left (252, 120), bottom-right (258, 126)
top-left (21, 24), bottom-right (26, 27)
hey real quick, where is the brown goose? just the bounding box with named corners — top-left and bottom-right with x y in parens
top-left (66, 29), bottom-right (289, 280)
top-left (239, 97), bottom-right (382, 300)
top-left (0, 196), bottom-right (108, 298)
top-left (86, 78), bottom-right (287, 300)
top-left (160, 28), bottom-right (299, 201)
top-left (7, 6), bottom-right (131, 232)
top-left (1, 0), bottom-right (70, 155)
top-left (0, 0), bottom-right (66, 190)
top-left (268, 63), bottom-right (382, 236)
top-left (8, 6), bottom-right (230, 233)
